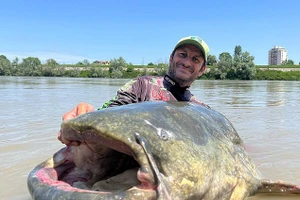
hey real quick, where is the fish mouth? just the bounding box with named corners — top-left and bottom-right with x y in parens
top-left (37, 127), bottom-right (158, 196)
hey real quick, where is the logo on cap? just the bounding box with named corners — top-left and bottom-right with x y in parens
top-left (190, 36), bottom-right (202, 44)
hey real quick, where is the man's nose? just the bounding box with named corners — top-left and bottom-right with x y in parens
top-left (182, 57), bottom-right (192, 67)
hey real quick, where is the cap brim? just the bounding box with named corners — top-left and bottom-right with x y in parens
top-left (174, 40), bottom-right (207, 61)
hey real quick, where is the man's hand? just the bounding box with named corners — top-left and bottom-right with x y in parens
top-left (62, 102), bottom-right (95, 121)
top-left (58, 102), bottom-right (95, 146)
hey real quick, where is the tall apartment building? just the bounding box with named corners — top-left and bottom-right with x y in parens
top-left (268, 46), bottom-right (288, 65)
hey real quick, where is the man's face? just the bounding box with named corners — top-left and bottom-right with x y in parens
top-left (168, 44), bottom-right (206, 87)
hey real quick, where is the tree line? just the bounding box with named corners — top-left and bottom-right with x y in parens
top-left (1, 45), bottom-right (299, 80)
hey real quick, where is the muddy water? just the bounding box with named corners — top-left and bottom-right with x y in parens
top-left (1, 77), bottom-right (299, 199)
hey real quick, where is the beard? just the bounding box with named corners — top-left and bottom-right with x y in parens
top-left (167, 61), bottom-right (196, 87)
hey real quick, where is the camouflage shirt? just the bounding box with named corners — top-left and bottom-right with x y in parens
top-left (100, 75), bottom-right (209, 109)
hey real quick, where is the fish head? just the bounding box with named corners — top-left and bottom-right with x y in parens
top-left (28, 101), bottom-right (261, 199)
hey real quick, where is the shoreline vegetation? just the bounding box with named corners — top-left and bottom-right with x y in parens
top-left (2, 63), bottom-right (300, 81)
top-left (1, 50), bottom-right (300, 81)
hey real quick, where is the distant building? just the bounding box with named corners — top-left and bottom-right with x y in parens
top-left (93, 60), bottom-right (110, 65)
top-left (268, 46), bottom-right (288, 65)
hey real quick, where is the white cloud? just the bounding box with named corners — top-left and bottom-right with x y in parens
top-left (0, 51), bottom-right (96, 64)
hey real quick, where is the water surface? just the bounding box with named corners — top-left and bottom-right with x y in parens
top-left (1, 77), bottom-right (299, 199)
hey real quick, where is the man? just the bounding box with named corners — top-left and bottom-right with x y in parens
top-left (59, 36), bottom-right (209, 145)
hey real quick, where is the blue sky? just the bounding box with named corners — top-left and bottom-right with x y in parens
top-left (0, 0), bottom-right (299, 65)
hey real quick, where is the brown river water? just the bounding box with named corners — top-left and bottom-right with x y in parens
top-left (1, 76), bottom-right (299, 200)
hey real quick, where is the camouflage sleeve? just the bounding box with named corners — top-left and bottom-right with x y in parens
top-left (98, 79), bottom-right (138, 110)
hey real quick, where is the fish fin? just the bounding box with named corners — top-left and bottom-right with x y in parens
top-left (256, 179), bottom-right (300, 194)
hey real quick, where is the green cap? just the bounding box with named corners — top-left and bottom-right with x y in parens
top-left (174, 36), bottom-right (210, 61)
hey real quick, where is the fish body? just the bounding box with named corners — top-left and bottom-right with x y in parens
top-left (27, 101), bottom-right (299, 199)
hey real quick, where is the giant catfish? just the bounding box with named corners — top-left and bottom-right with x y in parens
top-left (27, 101), bottom-right (300, 199)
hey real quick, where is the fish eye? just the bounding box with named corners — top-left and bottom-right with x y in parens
top-left (160, 129), bottom-right (169, 141)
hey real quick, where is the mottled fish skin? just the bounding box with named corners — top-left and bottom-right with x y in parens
top-left (28, 101), bottom-right (262, 200)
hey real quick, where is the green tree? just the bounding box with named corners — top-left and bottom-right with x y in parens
top-left (282, 59), bottom-right (294, 65)
top-left (46, 59), bottom-right (59, 67)
top-left (110, 69), bottom-right (123, 78)
top-left (82, 59), bottom-right (90, 66)
top-left (219, 52), bottom-right (232, 61)
top-left (126, 65), bottom-right (134, 72)
top-left (0, 55), bottom-right (11, 75)
top-left (76, 61), bottom-right (84, 66)
top-left (89, 65), bottom-right (109, 78)
top-left (22, 57), bottom-right (41, 67)
top-left (207, 55), bottom-right (217, 66)
top-left (18, 57), bottom-right (42, 76)
top-left (153, 63), bottom-right (168, 76)
top-left (65, 67), bottom-right (81, 77)
top-left (52, 66), bottom-right (66, 77)
top-left (231, 46), bottom-right (256, 80)
top-left (234, 45), bottom-right (242, 57)
top-left (109, 57), bottom-right (127, 77)
top-left (212, 52), bottom-right (232, 79)
top-left (12, 57), bottom-right (19, 67)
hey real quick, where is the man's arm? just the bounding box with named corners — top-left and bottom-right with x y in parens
top-left (99, 79), bottom-right (138, 109)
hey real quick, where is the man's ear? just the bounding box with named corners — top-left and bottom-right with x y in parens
top-left (198, 65), bottom-right (206, 76)
top-left (169, 54), bottom-right (173, 63)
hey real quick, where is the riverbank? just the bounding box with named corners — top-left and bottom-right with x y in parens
top-left (1, 64), bottom-right (300, 81)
